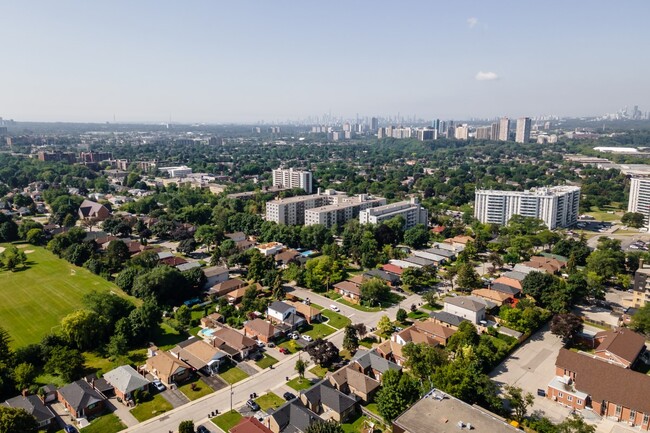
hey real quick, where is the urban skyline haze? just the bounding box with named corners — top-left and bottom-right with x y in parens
top-left (2, 0), bottom-right (649, 123)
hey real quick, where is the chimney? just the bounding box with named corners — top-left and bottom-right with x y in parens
top-left (640, 258), bottom-right (645, 269)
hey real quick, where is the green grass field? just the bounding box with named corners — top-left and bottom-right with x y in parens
top-left (130, 394), bottom-right (173, 422)
top-left (321, 310), bottom-right (351, 329)
top-left (81, 414), bottom-right (126, 433)
top-left (212, 411), bottom-right (242, 432)
top-left (0, 244), bottom-right (134, 348)
top-left (302, 322), bottom-right (336, 339)
top-left (256, 353), bottom-right (278, 369)
top-left (255, 392), bottom-right (285, 411)
top-left (218, 365), bottom-right (249, 384)
top-left (286, 377), bottom-right (313, 391)
top-left (178, 377), bottom-right (214, 400)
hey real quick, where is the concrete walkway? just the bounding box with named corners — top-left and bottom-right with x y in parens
top-left (107, 398), bottom-right (140, 428)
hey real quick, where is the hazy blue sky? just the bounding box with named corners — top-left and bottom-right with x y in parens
top-left (2, 1), bottom-right (649, 123)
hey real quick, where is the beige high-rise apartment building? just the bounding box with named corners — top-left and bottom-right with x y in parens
top-left (515, 117), bottom-right (532, 143)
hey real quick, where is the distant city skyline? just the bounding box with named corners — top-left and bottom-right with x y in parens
top-left (1, 1), bottom-right (649, 123)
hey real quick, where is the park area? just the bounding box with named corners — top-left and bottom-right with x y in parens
top-left (0, 244), bottom-right (133, 347)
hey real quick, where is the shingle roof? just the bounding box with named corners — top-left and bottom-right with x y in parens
top-left (556, 349), bottom-right (650, 414)
top-left (333, 281), bottom-right (362, 296)
top-left (429, 311), bottom-right (465, 327)
top-left (230, 417), bottom-right (274, 433)
top-left (4, 395), bottom-right (55, 423)
top-left (302, 381), bottom-right (357, 414)
top-left (352, 349), bottom-right (401, 373)
top-left (363, 269), bottom-right (400, 284)
top-left (58, 380), bottom-right (105, 413)
top-left (269, 301), bottom-right (294, 314)
top-left (270, 401), bottom-right (319, 432)
top-left (103, 365), bottom-right (150, 395)
top-left (328, 366), bottom-right (380, 395)
top-left (594, 328), bottom-right (646, 365)
top-left (245, 319), bottom-right (277, 338)
top-left (443, 296), bottom-right (487, 312)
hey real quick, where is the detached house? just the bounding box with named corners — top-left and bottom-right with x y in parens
top-left (593, 328), bottom-right (646, 368)
top-left (349, 349), bottom-right (401, 381)
top-left (103, 365), bottom-right (150, 403)
top-left (78, 199), bottom-right (110, 221)
top-left (170, 337), bottom-right (228, 374)
top-left (244, 318), bottom-right (281, 343)
top-left (4, 395), bottom-right (56, 429)
top-left (267, 301), bottom-right (305, 330)
top-left (210, 327), bottom-right (258, 360)
top-left (57, 380), bottom-right (106, 419)
top-left (442, 296), bottom-right (490, 324)
top-left (328, 366), bottom-right (380, 403)
top-left (145, 349), bottom-right (192, 386)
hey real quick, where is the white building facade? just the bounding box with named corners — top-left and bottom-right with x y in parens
top-left (474, 186), bottom-right (580, 229)
top-left (272, 168), bottom-right (312, 193)
top-left (359, 198), bottom-right (428, 229)
top-left (628, 177), bottom-right (650, 227)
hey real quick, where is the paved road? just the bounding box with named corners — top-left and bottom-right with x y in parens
top-left (122, 286), bottom-right (423, 433)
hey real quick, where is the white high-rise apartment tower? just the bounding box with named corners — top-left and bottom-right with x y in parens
top-left (272, 168), bottom-right (313, 193)
top-left (515, 117), bottom-right (532, 143)
top-left (474, 186), bottom-right (580, 229)
top-left (628, 177), bottom-right (650, 227)
top-left (498, 117), bottom-right (510, 141)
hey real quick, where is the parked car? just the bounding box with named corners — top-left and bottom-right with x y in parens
top-left (301, 335), bottom-right (313, 342)
top-left (247, 399), bottom-right (261, 411)
top-left (250, 352), bottom-right (263, 361)
top-left (283, 392), bottom-right (296, 401)
top-left (289, 332), bottom-right (300, 340)
top-left (256, 340), bottom-right (265, 348)
top-left (197, 426), bottom-right (210, 433)
top-left (278, 347), bottom-right (289, 354)
top-left (152, 380), bottom-right (166, 392)
top-left (64, 426), bottom-right (77, 433)
top-left (330, 305), bottom-right (340, 312)
top-left (267, 342), bottom-right (276, 348)
top-left (537, 389), bottom-right (546, 397)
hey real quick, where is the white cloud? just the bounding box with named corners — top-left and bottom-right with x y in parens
top-left (475, 71), bottom-right (499, 81)
top-left (467, 17), bottom-right (478, 28)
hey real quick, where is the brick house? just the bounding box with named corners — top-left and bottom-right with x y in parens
top-left (57, 380), bottom-right (106, 419)
top-left (244, 319), bottom-right (281, 343)
top-left (593, 328), bottom-right (646, 368)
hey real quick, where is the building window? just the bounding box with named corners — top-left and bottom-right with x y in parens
top-left (643, 413), bottom-right (649, 425)
top-left (567, 395), bottom-right (573, 402)
top-left (630, 410), bottom-right (636, 421)
top-left (558, 392), bottom-right (563, 398)
top-left (577, 399), bottom-right (582, 405)
top-left (615, 405), bottom-right (622, 417)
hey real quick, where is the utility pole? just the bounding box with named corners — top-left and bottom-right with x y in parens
top-left (230, 383), bottom-right (233, 412)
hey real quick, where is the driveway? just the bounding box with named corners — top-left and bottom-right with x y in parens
top-left (490, 324), bottom-right (569, 423)
top-left (236, 362), bottom-right (259, 376)
top-left (160, 387), bottom-right (190, 408)
top-left (107, 397), bottom-right (140, 428)
top-left (201, 375), bottom-right (227, 392)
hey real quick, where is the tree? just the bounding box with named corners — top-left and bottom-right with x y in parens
top-left (61, 310), bottom-right (108, 351)
top-left (352, 323), bottom-right (366, 338)
top-left (0, 246), bottom-right (27, 271)
top-left (377, 315), bottom-right (393, 336)
top-left (376, 369), bottom-right (420, 422)
top-left (550, 313), bottom-right (583, 341)
top-left (304, 339), bottom-right (339, 368)
top-left (82, 290), bottom-right (134, 327)
top-left (556, 414), bottom-right (596, 433)
top-left (359, 278), bottom-right (391, 306)
top-left (195, 225), bottom-right (221, 251)
top-left (503, 385), bottom-right (534, 423)
top-left (621, 212), bottom-right (645, 228)
top-left (0, 406), bottom-right (39, 433)
top-left (175, 305), bottom-right (191, 328)
top-left (304, 419), bottom-right (344, 433)
top-left (630, 303), bottom-right (650, 335)
top-left (178, 420), bottom-right (195, 433)
top-left (12, 363), bottom-right (36, 391)
top-left (396, 308), bottom-right (407, 323)
top-left (115, 267), bottom-right (140, 293)
top-left (522, 271), bottom-right (556, 300)
top-left (342, 325), bottom-right (359, 353)
top-left (177, 238), bottom-right (197, 255)
top-left (446, 321), bottom-right (479, 352)
top-left (402, 342), bottom-right (448, 382)
top-left (456, 262), bottom-right (481, 290)
top-left (442, 266), bottom-right (457, 290)
top-left (132, 266), bottom-right (189, 305)
top-left (45, 346), bottom-right (84, 382)
top-left (25, 228), bottom-right (45, 245)
top-left (403, 224), bottom-right (430, 249)
top-left (303, 255), bottom-right (346, 292)
top-left (106, 333), bottom-right (129, 359)
top-left (295, 358), bottom-right (308, 379)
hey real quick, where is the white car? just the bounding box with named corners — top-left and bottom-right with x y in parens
top-left (290, 332), bottom-right (300, 340)
top-left (257, 341), bottom-right (265, 348)
top-left (152, 380), bottom-right (166, 392)
top-left (330, 305), bottom-right (340, 312)
top-left (301, 335), bottom-right (313, 342)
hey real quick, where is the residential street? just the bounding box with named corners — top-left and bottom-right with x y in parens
top-left (121, 287), bottom-right (423, 432)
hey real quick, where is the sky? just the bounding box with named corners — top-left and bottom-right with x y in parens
top-left (1, 1), bottom-right (649, 123)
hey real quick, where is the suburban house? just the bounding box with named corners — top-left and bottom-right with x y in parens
top-left (78, 199), bottom-right (110, 221)
top-left (177, 262), bottom-right (201, 272)
top-left (300, 381), bottom-right (358, 422)
top-left (500, 270), bottom-right (528, 283)
top-left (592, 328), bottom-right (646, 368)
top-left (363, 269), bottom-right (401, 286)
top-left (429, 310), bottom-right (466, 329)
top-left (257, 242), bottom-right (284, 256)
top-left (170, 337), bottom-right (228, 374)
top-left (492, 276), bottom-right (523, 292)
top-left (403, 255), bottom-right (436, 268)
top-left (488, 282), bottom-right (522, 298)
top-left (225, 232), bottom-right (247, 243)
top-left (333, 281), bottom-right (362, 303)
top-left (200, 312), bottom-right (224, 328)
top-left (203, 266), bottom-right (229, 288)
top-left (328, 366), bottom-right (381, 403)
top-left (209, 278), bottom-right (246, 297)
top-left (230, 416), bottom-right (274, 433)
top-left (286, 301), bottom-right (322, 324)
top-left (349, 349), bottom-right (401, 381)
top-left (267, 301), bottom-right (305, 330)
top-left (57, 380), bottom-right (106, 419)
top-left (274, 249), bottom-right (300, 267)
top-left (548, 349), bottom-right (650, 430)
top-left (145, 349), bottom-right (192, 385)
top-left (393, 389), bottom-right (520, 433)
top-left (411, 250), bottom-right (450, 266)
top-left (244, 318), bottom-right (281, 343)
top-left (381, 263), bottom-right (404, 276)
top-left (522, 255), bottom-right (566, 274)
top-left (393, 320), bottom-right (456, 346)
top-left (210, 326), bottom-right (258, 360)
top-left (471, 288), bottom-right (514, 306)
top-left (267, 400), bottom-right (320, 433)
top-left (443, 296), bottom-right (488, 324)
top-left (227, 285), bottom-right (258, 305)
top-left (4, 395), bottom-right (56, 429)
top-left (103, 365), bottom-right (150, 403)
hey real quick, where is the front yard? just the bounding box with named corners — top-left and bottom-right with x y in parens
top-left (218, 364), bottom-right (250, 384)
top-left (178, 377), bottom-right (214, 400)
top-left (286, 377), bottom-right (313, 391)
top-left (255, 392), bottom-right (285, 411)
top-left (302, 322), bottom-right (336, 339)
top-left (256, 353), bottom-right (279, 369)
top-left (321, 309), bottom-right (351, 329)
top-left (212, 411), bottom-right (243, 432)
top-left (82, 414), bottom-right (125, 433)
top-left (130, 394), bottom-right (173, 422)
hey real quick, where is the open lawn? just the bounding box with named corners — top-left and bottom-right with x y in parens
top-left (302, 322), bottom-right (336, 339)
top-left (407, 310), bottom-right (429, 320)
top-left (255, 392), bottom-right (285, 411)
top-left (81, 414), bottom-right (126, 433)
top-left (309, 365), bottom-right (329, 378)
top-left (154, 322), bottom-right (189, 350)
top-left (178, 377), bottom-right (214, 400)
top-left (130, 394), bottom-right (173, 422)
top-left (338, 298), bottom-right (381, 312)
top-left (359, 336), bottom-right (378, 349)
top-left (218, 365), bottom-right (249, 384)
top-left (212, 411), bottom-right (242, 432)
top-left (321, 310), bottom-right (351, 329)
top-left (256, 353), bottom-right (278, 369)
top-left (278, 339), bottom-right (301, 354)
top-left (0, 244), bottom-right (135, 348)
top-left (84, 349), bottom-right (147, 376)
top-left (286, 377), bottom-right (313, 391)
